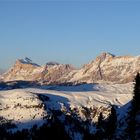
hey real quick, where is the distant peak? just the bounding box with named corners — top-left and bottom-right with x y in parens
top-left (98, 52), bottom-right (115, 58)
top-left (100, 52), bottom-right (115, 57)
top-left (94, 52), bottom-right (115, 63)
top-left (17, 57), bottom-right (40, 67)
top-left (46, 61), bottom-right (60, 66)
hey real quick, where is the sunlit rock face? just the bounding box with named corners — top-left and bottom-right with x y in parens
top-left (63, 52), bottom-right (140, 84)
top-left (1, 53), bottom-right (140, 84)
top-left (1, 57), bottom-right (74, 83)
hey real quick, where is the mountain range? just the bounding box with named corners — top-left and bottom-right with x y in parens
top-left (0, 52), bottom-right (140, 140)
top-left (1, 52), bottom-right (140, 84)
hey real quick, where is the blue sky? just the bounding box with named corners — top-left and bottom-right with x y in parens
top-left (0, 0), bottom-right (140, 69)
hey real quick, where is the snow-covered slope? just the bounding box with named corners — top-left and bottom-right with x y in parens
top-left (0, 83), bottom-right (133, 131)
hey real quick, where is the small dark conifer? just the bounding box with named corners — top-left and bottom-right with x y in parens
top-left (127, 73), bottom-right (140, 139)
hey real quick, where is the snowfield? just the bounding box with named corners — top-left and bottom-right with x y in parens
top-left (0, 83), bottom-right (133, 131)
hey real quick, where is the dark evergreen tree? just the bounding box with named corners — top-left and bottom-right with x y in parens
top-left (95, 112), bottom-right (105, 140)
top-left (0, 125), bottom-right (7, 140)
top-left (127, 73), bottom-right (140, 139)
top-left (105, 105), bottom-right (117, 139)
top-left (132, 73), bottom-right (140, 110)
top-left (97, 112), bottom-right (104, 129)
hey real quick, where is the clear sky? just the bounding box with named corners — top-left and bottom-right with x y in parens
top-left (0, 0), bottom-right (140, 69)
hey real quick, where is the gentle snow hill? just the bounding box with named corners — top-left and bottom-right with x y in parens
top-left (0, 83), bottom-right (133, 131)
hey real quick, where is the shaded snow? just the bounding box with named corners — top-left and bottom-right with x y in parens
top-left (19, 57), bottom-right (40, 67)
top-left (0, 83), bottom-right (133, 130)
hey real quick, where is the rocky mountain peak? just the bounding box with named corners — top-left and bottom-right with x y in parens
top-left (65, 53), bottom-right (140, 84)
top-left (16, 57), bottom-right (40, 67)
top-left (2, 58), bottom-right (40, 82)
top-left (1, 58), bottom-right (74, 83)
top-left (95, 52), bottom-right (115, 62)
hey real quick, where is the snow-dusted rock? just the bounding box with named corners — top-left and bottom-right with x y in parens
top-left (2, 58), bottom-right (74, 83)
top-left (63, 52), bottom-right (140, 84)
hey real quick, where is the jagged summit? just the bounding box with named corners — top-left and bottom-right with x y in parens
top-left (95, 52), bottom-right (115, 62)
top-left (98, 52), bottom-right (115, 58)
top-left (17, 57), bottom-right (40, 67)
